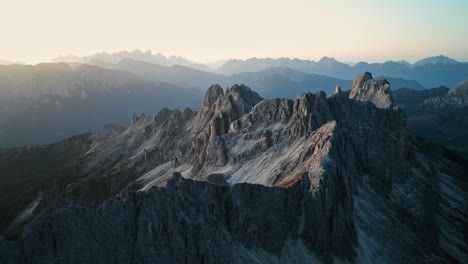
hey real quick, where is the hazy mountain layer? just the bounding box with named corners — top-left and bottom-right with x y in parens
top-left (54, 50), bottom-right (195, 67)
top-left (394, 81), bottom-right (468, 152)
top-left (421, 80), bottom-right (468, 108)
top-left (52, 51), bottom-right (468, 88)
top-left (0, 63), bottom-right (203, 147)
top-left (95, 58), bottom-right (427, 93)
top-left (218, 55), bottom-right (468, 88)
top-left (393, 86), bottom-right (450, 113)
top-left (91, 58), bottom-right (353, 97)
top-left (376, 76), bottom-right (424, 90)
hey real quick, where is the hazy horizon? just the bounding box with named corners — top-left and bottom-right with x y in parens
top-left (1, 50), bottom-right (467, 67)
top-left (1, 0), bottom-right (467, 64)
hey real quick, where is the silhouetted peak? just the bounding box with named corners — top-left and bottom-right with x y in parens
top-left (414, 55), bottom-right (459, 66)
top-left (318, 56), bottom-right (338, 64)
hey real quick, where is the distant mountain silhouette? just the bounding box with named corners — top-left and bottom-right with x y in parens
top-left (54, 51), bottom-right (468, 88)
top-left (413, 55), bottom-right (459, 67)
top-left (227, 67), bottom-right (352, 98)
top-left (218, 55), bottom-right (468, 88)
top-left (0, 63), bottom-right (203, 147)
top-left (91, 58), bottom-right (226, 89)
top-left (92, 59), bottom-right (353, 98)
top-left (376, 76), bottom-right (425, 90)
top-left (218, 57), bottom-right (321, 75)
top-left (53, 50), bottom-right (197, 68)
top-left (393, 82), bottom-right (468, 152)
top-left (393, 86), bottom-right (450, 113)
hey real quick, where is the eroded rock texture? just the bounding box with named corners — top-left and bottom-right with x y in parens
top-left (350, 72), bottom-right (394, 108)
top-left (1, 73), bottom-right (467, 263)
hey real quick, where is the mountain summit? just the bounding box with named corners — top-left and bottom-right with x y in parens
top-left (413, 55), bottom-right (460, 67)
top-left (350, 72), bottom-right (394, 108)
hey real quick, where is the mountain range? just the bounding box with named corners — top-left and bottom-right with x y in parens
top-left (52, 51), bottom-right (468, 88)
top-left (0, 61), bottom-right (356, 147)
top-left (394, 81), bottom-right (468, 153)
top-left (1, 56), bottom-right (466, 148)
top-left (0, 63), bottom-right (203, 147)
top-left (95, 58), bottom-right (354, 96)
top-left (0, 73), bottom-right (466, 263)
top-left (92, 58), bottom-right (428, 94)
top-left (218, 55), bottom-right (468, 88)
top-left (53, 50), bottom-right (214, 72)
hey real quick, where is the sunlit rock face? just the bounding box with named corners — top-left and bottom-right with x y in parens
top-left (349, 72), bottom-right (394, 108)
top-left (1, 74), bottom-right (466, 263)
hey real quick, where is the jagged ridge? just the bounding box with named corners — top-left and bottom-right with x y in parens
top-left (1, 73), bottom-right (467, 263)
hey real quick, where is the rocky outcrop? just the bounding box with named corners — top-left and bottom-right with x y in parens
top-left (229, 98), bottom-right (294, 133)
top-left (1, 74), bottom-right (467, 263)
top-left (1, 107), bottom-right (197, 239)
top-left (174, 84), bottom-right (263, 172)
top-left (349, 72), bottom-right (394, 108)
top-left (3, 134), bottom-right (467, 263)
top-left (351, 72), bottom-right (373, 93)
top-left (335, 85), bottom-right (342, 94)
top-left (288, 91), bottom-right (334, 138)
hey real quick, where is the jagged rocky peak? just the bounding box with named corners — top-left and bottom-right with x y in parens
top-left (349, 72), bottom-right (394, 108)
top-left (229, 98), bottom-right (294, 133)
top-left (197, 83), bottom-right (263, 132)
top-left (131, 113), bottom-right (147, 125)
top-left (175, 84), bottom-right (264, 172)
top-left (202, 84), bottom-right (224, 109)
top-left (200, 83), bottom-right (262, 113)
top-left (351, 71), bottom-right (373, 90)
top-left (335, 85), bottom-right (342, 94)
top-left (288, 91), bottom-right (334, 138)
top-left (214, 83), bottom-right (264, 116)
top-left (227, 83), bottom-right (264, 116)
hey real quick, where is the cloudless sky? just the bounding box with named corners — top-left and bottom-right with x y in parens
top-left (0, 0), bottom-right (467, 64)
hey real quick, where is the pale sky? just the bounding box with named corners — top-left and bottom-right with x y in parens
top-left (1, 0), bottom-right (467, 64)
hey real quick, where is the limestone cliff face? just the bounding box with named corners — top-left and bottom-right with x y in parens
top-left (175, 84), bottom-right (263, 172)
top-left (1, 75), bottom-right (467, 263)
top-left (349, 72), bottom-right (394, 108)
